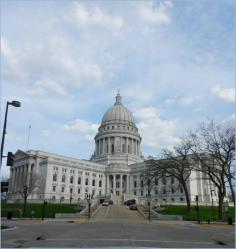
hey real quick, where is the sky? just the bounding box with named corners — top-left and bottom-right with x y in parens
top-left (1, 0), bottom-right (235, 177)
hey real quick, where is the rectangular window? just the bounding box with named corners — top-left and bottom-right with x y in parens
top-left (61, 186), bottom-right (64, 192)
top-left (52, 186), bottom-right (56, 192)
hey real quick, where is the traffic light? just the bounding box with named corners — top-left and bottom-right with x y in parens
top-left (7, 152), bottom-right (14, 166)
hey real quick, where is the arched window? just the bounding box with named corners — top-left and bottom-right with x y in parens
top-left (78, 177), bottom-right (81, 185)
top-left (70, 176), bottom-right (73, 184)
top-left (92, 179), bottom-right (96, 186)
top-left (99, 180), bottom-right (102, 187)
top-left (155, 178), bottom-right (158, 186)
top-left (53, 174), bottom-right (57, 181)
top-left (62, 175), bottom-right (65, 182)
top-left (85, 178), bottom-right (88, 185)
top-left (140, 180), bottom-right (144, 187)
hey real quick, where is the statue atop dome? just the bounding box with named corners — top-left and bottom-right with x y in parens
top-left (115, 88), bottom-right (122, 105)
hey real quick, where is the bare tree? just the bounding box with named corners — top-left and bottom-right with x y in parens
top-left (18, 172), bottom-right (44, 216)
top-left (157, 136), bottom-right (195, 211)
top-left (190, 120), bottom-right (235, 219)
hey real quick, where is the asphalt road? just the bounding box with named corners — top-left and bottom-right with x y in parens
top-left (1, 204), bottom-right (235, 248)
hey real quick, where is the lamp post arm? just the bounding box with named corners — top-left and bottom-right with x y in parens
top-left (0, 102), bottom-right (9, 166)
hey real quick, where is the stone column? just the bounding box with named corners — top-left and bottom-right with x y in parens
top-left (127, 175), bottom-right (130, 195)
top-left (131, 139), bottom-right (133, 154)
top-left (113, 174), bottom-right (116, 195)
top-left (13, 168), bottom-right (17, 193)
top-left (103, 138), bottom-right (105, 155)
top-left (108, 137), bottom-right (111, 154)
top-left (120, 174), bottom-right (123, 195)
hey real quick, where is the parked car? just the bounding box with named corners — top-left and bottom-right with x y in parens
top-left (125, 199), bottom-right (136, 206)
top-left (102, 200), bottom-right (109, 206)
top-left (129, 204), bottom-right (138, 210)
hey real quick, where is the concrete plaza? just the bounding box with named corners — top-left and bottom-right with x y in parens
top-left (1, 204), bottom-right (235, 248)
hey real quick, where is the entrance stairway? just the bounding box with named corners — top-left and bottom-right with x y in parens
top-left (111, 195), bottom-right (123, 204)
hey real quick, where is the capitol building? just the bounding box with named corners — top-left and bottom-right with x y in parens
top-left (7, 91), bottom-right (217, 205)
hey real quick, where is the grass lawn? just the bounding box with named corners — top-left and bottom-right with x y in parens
top-left (1, 203), bottom-right (83, 218)
top-left (156, 205), bottom-right (235, 222)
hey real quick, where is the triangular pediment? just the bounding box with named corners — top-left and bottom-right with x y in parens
top-left (14, 150), bottom-right (29, 160)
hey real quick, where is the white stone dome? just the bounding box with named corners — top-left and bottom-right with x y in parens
top-left (101, 91), bottom-right (135, 124)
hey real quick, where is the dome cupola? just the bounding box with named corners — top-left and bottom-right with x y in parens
top-left (101, 90), bottom-right (135, 125)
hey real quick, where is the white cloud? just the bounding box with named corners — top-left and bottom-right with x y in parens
top-left (134, 106), bottom-right (179, 150)
top-left (27, 78), bottom-right (67, 96)
top-left (64, 118), bottom-right (99, 133)
top-left (211, 85), bottom-right (235, 102)
top-left (1, 37), bottom-right (25, 79)
top-left (138, 0), bottom-right (173, 25)
top-left (70, 3), bottom-right (124, 30)
top-left (179, 95), bottom-right (202, 105)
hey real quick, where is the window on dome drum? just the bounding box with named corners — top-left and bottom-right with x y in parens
top-left (62, 175), bottom-right (65, 182)
top-left (111, 144), bottom-right (114, 154)
top-left (99, 180), bottom-right (102, 187)
top-left (162, 187), bottom-right (166, 194)
top-left (78, 177), bottom-right (81, 185)
top-left (92, 179), bottom-right (96, 186)
top-left (134, 181), bottom-right (137, 188)
top-left (106, 144), bottom-right (108, 153)
top-left (85, 178), bottom-right (88, 185)
top-left (53, 174), bottom-right (57, 182)
top-left (162, 177), bottom-right (166, 185)
top-left (70, 176), bottom-right (73, 184)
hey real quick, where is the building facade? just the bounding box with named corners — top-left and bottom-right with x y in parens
top-left (7, 91), bottom-right (218, 204)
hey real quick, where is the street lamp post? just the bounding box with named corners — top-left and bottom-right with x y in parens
top-left (195, 195), bottom-right (200, 224)
top-left (86, 193), bottom-right (91, 219)
top-left (210, 189), bottom-right (215, 221)
top-left (0, 101), bottom-right (21, 166)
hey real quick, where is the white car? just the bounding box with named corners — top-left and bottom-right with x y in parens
top-left (102, 200), bottom-right (109, 206)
